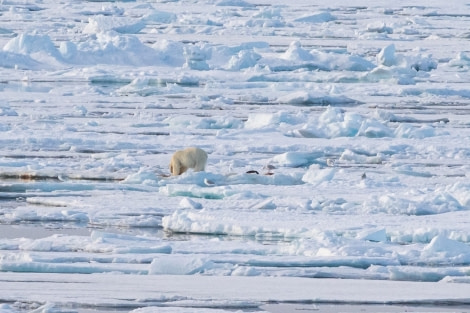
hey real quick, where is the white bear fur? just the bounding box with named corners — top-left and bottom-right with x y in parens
top-left (170, 147), bottom-right (208, 176)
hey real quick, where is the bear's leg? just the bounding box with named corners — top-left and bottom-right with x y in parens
top-left (170, 160), bottom-right (180, 176)
top-left (193, 151), bottom-right (208, 172)
top-left (179, 165), bottom-right (188, 175)
top-left (193, 162), bottom-right (206, 172)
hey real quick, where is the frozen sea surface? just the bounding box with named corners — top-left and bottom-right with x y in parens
top-left (1, 0), bottom-right (470, 312)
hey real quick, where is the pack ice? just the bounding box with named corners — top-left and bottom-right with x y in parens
top-left (1, 0), bottom-right (470, 312)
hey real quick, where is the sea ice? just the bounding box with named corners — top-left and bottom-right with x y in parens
top-left (1, 0), bottom-right (470, 311)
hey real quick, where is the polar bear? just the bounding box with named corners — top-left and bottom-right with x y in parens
top-left (170, 147), bottom-right (208, 176)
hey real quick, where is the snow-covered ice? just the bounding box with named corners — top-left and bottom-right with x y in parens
top-left (1, 0), bottom-right (470, 312)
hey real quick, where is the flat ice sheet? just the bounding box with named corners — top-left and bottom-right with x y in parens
top-left (2, 273), bottom-right (470, 309)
